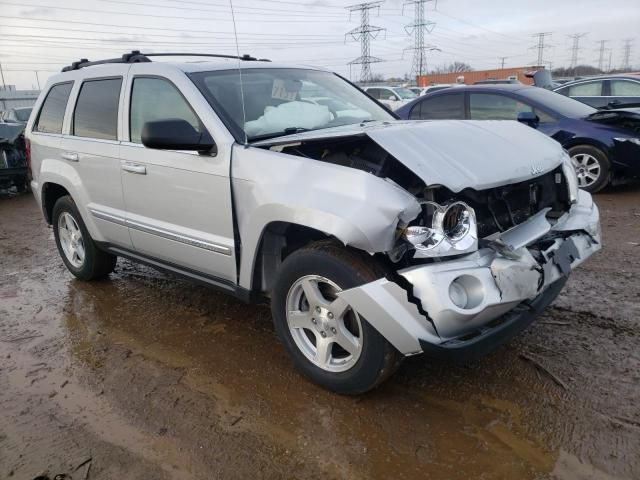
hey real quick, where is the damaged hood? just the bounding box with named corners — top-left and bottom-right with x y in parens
top-left (253, 120), bottom-right (566, 192)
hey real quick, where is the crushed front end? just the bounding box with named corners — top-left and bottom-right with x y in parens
top-left (338, 161), bottom-right (601, 359)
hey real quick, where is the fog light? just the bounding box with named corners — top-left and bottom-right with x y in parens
top-left (448, 275), bottom-right (485, 310)
top-left (449, 280), bottom-right (468, 309)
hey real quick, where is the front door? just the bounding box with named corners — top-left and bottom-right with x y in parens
top-left (119, 74), bottom-right (237, 284)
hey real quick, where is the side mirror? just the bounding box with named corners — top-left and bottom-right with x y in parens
top-left (517, 111), bottom-right (539, 129)
top-left (141, 119), bottom-right (216, 152)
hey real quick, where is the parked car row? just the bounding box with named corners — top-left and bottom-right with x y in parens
top-left (394, 83), bottom-right (640, 192)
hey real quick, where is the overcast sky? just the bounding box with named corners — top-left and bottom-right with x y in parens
top-left (0, 0), bottom-right (638, 89)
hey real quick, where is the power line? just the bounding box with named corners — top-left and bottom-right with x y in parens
top-left (567, 32), bottom-right (588, 69)
top-left (530, 32), bottom-right (552, 66)
top-left (345, 1), bottom-right (386, 84)
top-left (403, 0), bottom-right (439, 80)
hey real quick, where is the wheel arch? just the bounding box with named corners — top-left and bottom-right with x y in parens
top-left (41, 182), bottom-right (72, 224)
top-left (248, 221), bottom-right (350, 296)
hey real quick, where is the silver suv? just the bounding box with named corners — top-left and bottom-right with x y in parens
top-left (27, 52), bottom-right (601, 394)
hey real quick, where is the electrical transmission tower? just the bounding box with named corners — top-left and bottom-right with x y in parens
top-left (567, 33), bottom-right (588, 69)
top-left (530, 32), bottom-right (552, 66)
top-left (620, 38), bottom-right (633, 70)
top-left (345, 1), bottom-right (386, 84)
top-left (402, 0), bottom-right (439, 81)
top-left (594, 40), bottom-right (608, 72)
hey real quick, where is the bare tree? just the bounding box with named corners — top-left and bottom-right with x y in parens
top-left (429, 62), bottom-right (473, 74)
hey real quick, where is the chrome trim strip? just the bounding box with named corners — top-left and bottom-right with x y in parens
top-left (89, 208), bottom-right (231, 255)
top-left (89, 208), bottom-right (127, 227)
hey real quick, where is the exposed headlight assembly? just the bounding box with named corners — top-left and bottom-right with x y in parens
top-left (403, 201), bottom-right (478, 258)
top-left (562, 155), bottom-right (579, 204)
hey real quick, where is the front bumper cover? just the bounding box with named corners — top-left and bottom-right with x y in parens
top-left (338, 190), bottom-right (601, 356)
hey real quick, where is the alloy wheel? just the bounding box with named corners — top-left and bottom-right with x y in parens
top-left (58, 212), bottom-right (85, 268)
top-left (570, 153), bottom-right (601, 188)
top-left (285, 275), bottom-right (363, 373)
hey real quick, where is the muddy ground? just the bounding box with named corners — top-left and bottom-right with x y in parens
top-left (0, 187), bottom-right (638, 480)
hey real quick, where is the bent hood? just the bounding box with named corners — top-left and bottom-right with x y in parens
top-left (252, 120), bottom-right (566, 192)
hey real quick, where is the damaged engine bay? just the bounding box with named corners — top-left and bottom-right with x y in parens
top-left (267, 133), bottom-right (574, 267)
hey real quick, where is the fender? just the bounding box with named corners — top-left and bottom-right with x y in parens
top-left (38, 158), bottom-right (106, 242)
top-left (231, 146), bottom-right (421, 289)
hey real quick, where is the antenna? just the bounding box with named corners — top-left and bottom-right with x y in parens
top-left (229, 0), bottom-right (248, 145)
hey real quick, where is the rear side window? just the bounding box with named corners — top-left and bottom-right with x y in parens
top-left (129, 77), bottom-right (202, 144)
top-left (412, 93), bottom-right (465, 120)
top-left (610, 79), bottom-right (640, 96)
top-left (34, 82), bottom-right (73, 134)
top-left (73, 78), bottom-right (122, 140)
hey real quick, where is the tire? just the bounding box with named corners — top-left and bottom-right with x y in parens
top-left (568, 145), bottom-right (610, 193)
top-left (271, 240), bottom-right (401, 394)
top-left (52, 195), bottom-right (117, 280)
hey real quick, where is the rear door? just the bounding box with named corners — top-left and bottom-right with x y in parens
top-left (560, 80), bottom-right (606, 108)
top-left (119, 70), bottom-right (237, 284)
top-left (60, 72), bottom-right (132, 248)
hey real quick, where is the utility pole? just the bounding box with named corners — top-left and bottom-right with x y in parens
top-left (402, 0), bottom-right (438, 82)
top-left (595, 40), bottom-right (608, 72)
top-left (499, 56), bottom-right (508, 69)
top-left (0, 63), bottom-right (6, 89)
top-left (530, 32), bottom-right (552, 66)
top-left (345, 1), bottom-right (386, 84)
top-left (620, 38), bottom-right (633, 71)
top-left (34, 71), bottom-right (41, 90)
top-left (608, 48), bottom-right (613, 72)
top-left (567, 33), bottom-right (588, 70)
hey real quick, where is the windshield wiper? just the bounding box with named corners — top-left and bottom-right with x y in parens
top-left (248, 127), bottom-right (310, 143)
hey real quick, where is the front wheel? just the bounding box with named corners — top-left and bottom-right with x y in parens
top-left (271, 241), bottom-right (400, 394)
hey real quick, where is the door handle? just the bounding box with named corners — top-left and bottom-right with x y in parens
top-left (61, 152), bottom-right (79, 162)
top-left (122, 163), bottom-right (147, 175)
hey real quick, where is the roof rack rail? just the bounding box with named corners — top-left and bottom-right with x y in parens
top-left (61, 50), bottom-right (270, 72)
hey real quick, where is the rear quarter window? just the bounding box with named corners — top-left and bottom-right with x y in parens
top-left (33, 82), bottom-right (73, 134)
top-left (73, 78), bottom-right (122, 140)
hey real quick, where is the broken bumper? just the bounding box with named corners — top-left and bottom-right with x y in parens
top-left (338, 190), bottom-right (601, 357)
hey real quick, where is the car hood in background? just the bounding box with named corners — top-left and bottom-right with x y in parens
top-left (252, 120), bottom-right (565, 192)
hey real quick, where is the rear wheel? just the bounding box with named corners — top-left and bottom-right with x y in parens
top-left (52, 195), bottom-right (117, 280)
top-left (568, 145), bottom-right (610, 193)
top-left (271, 240), bottom-right (400, 394)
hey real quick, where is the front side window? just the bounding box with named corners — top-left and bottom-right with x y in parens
top-left (568, 81), bottom-right (603, 97)
top-left (73, 78), bottom-right (122, 140)
top-left (414, 93), bottom-right (465, 120)
top-left (190, 68), bottom-right (394, 142)
top-left (129, 77), bottom-right (202, 144)
top-left (610, 79), bottom-right (640, 96)
top-left (366, 88), bottom-right (381, 99)
top-left (379, 89), bottom-right (397, 100)
top-left (34, 82), bottom-right (73, 134)
top-left (470, 93), bottom-right (534, 120)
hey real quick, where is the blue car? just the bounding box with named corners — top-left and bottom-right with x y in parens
top-left (396, 84), bottom-right (640, 192)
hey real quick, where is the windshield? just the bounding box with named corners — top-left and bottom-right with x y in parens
top-left (394, 87), bottom-right (418, 99)
top-left (518, 88), bottom-right (596, 118)
top-left (190, 68), bottom-right (394, 142)
top-left (15, 108), bottom-right (32, 122)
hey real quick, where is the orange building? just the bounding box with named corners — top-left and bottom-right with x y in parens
top-left (417, 66), bottom-right (545, 86)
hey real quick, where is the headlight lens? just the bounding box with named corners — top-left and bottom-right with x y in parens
top-left (402, 201), bottom-right (477, 257)
top-left (440, 202), bottom-right (474, 243)
top-left (562, 155), bottom-right (579, 204)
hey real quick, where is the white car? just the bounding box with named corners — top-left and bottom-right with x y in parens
top-left (26, 51), bottom-right (601, 394)
top-left (363, 86), bottom-right (418, 110)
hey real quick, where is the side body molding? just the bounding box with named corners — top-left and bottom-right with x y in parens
top-left (231, 146), bottom-right (421, 290)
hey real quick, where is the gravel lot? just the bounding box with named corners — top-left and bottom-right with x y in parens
top-left (1, 187), bottom-right (638, 480)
